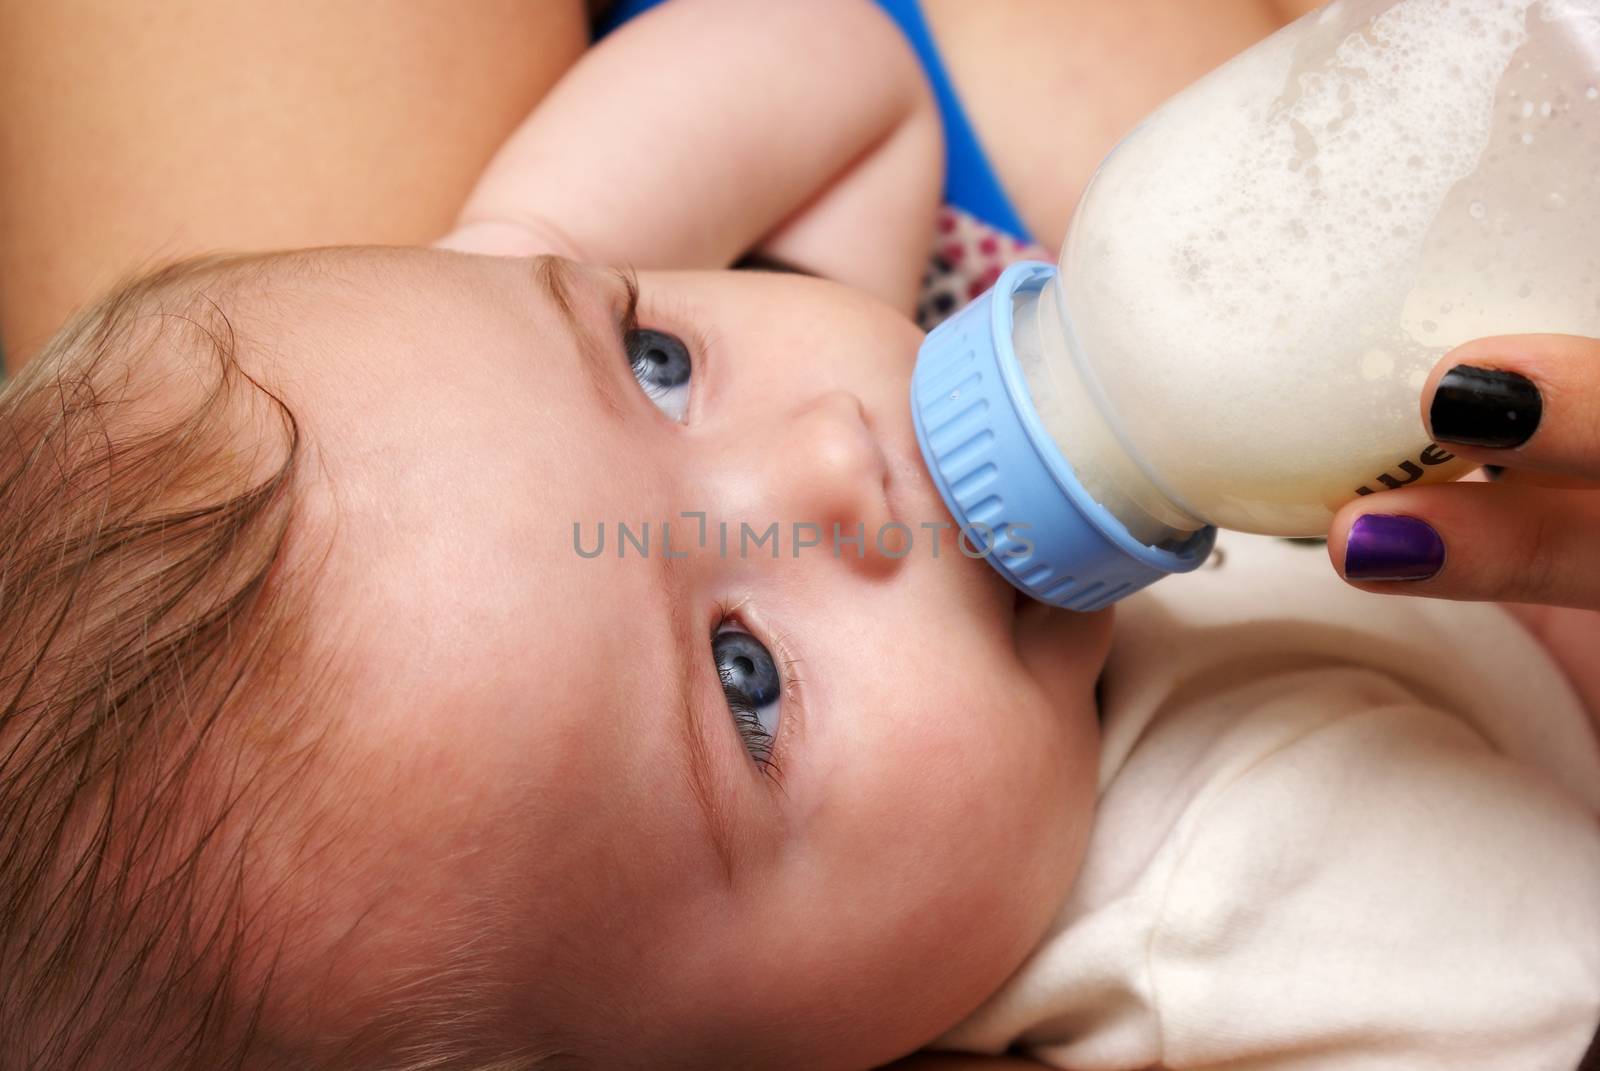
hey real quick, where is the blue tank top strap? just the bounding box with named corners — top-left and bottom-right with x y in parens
top-left (869, 0), bottom-right (1032, 242)
top-left (594, 0), bottom-right (1033, 243)
top-left (592, 0), bottom-right (670, 37)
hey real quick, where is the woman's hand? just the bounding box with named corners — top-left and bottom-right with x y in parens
top-left (1327, 333), bottom-right (1600, 731)
top-left (1328, 333), bottom-right (1600, 609)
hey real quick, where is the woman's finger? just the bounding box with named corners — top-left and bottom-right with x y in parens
top-left (1422, 334), bottom-right (1600, 483)
top-left (1480, 464), bottom-right (1600, 491)
top-left (1327, 481), bottom-right (1600, 610)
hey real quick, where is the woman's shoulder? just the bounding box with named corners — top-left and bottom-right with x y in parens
top-left (918, 0), bottom-right (1300, 247)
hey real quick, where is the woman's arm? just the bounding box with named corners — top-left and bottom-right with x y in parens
top-left (0, 0), bottom-right (590, 372)
top-left (880, 1055), bottom-right (1056, 1070)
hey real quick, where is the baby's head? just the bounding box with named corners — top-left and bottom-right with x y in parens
top-left (0, 246), bottom-right (1111, 1070)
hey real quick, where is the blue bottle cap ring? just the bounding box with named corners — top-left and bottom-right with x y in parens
top-left (910, 261), bottom-right (1215, 611)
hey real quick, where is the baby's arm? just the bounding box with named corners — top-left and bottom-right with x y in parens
top-left (437, 0), bottom-right (941, 314)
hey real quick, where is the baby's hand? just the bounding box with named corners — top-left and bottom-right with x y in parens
top-left (1328, 333), bottom-right (1600, 609)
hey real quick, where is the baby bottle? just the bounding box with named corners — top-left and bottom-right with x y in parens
top-left (911, 0), bottom-right (1600, 611)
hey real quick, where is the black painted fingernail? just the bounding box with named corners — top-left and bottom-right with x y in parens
top-left (1429, 365), bottom-right (1541, 448)
top-left (1344, 515), bottom-right (1445, 581)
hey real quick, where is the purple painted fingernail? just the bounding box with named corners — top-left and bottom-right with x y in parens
top-left (1344, 515), bottom-right (1445, 581)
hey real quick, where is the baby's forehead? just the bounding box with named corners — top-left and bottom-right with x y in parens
top-left (242, 245), bottom-right (632, 595)
top-left (140, 245), bottom-right (461, 339)
top-left (126, 246), bottom-right (485, 446)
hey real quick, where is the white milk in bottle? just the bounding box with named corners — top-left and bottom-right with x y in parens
top-left (911, 0), bottom-right (1600, 610)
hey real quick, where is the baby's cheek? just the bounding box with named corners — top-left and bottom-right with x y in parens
top-left (853, 700), bottom-right (1084, 1036)
top-left (883, 675), bottom-right (1079, 900)
top-left (930, 672), bottom-right (1099, 929)
top-left (710, 677), bottom-right (1091, 1063)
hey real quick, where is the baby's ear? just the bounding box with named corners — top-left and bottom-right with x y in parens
top-left (431, 217), bottom-right (585, 260)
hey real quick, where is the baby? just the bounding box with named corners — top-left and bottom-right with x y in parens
top-left (1, 2), bottom-right (1596, 1070)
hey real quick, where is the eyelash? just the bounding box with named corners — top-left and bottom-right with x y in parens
top-left (614, 267), bottom-right (643, 339)
top-left (610, 279), bottom-right (789, 787)
top-left (712, 600), bottom-right (802, 791)
top-left (610, 269), bottom-right (718, 416)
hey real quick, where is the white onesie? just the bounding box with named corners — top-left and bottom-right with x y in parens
top-left (939, 530), bottom-right (1600, 1070)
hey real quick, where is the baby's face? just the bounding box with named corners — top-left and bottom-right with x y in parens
top-left (237, 247), bottom-right (1110, 1068)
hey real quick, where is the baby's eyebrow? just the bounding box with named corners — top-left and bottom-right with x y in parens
top-left (530, 255), bottom-right (631, 422)
top-left (533, 253), bottom-right (746, 876)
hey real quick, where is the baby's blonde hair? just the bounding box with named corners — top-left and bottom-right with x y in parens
top-left (0, 255), bottom-right (582, 1071)
top-left (0, 253), bottom-right (329, 1069)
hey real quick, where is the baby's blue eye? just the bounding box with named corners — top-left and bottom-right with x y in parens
top-left (712, 627), bottom-right (780, 771)
top-left (626, 328), bottom-right (691, 421)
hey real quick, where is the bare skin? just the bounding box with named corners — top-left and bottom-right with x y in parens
top-left (921, 0), bottom-right (1327, 249)
top-left (0, 7), bottom-right (1313, 1068)
top-left (0, 0), bottom-right (1324, 371)
top-left (0, 0), bottom-right (590, 369)
top-left (3, 4), bottom-right (1590, 1066)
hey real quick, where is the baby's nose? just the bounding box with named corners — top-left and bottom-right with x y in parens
top-left (771, 390), bottom-right (901, 577)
